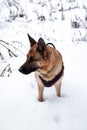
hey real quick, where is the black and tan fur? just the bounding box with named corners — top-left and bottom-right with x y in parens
top-left (19, 35), bottom-right (64, 102)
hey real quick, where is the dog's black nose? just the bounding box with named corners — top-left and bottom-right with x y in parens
top-left (18, 67), bottom-right (23, 73)
top-left (18, 66), bottom-right (28, 74)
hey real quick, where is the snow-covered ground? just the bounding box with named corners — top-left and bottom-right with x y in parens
top-left (0, 1), bottom-right (87, 130)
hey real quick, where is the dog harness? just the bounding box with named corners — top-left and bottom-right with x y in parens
top-left (39, 63), bottom-right (64, 87)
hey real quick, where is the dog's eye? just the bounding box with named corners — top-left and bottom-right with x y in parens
top-left (29, 57), bottom-right (35, 62)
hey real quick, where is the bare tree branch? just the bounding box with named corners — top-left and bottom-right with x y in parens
top-left (0, 41), bottom-right (17, 57)
top-left (0, 64), bottom-right (12, 77)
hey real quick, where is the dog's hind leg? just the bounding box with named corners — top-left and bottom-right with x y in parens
top-left (55, 81), bottom-right (61, 97)
top-left (38, 84), bottom-right (44, 102)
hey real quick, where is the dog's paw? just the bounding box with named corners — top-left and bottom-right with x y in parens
top-left (38, 98), bottom-right (44, 102)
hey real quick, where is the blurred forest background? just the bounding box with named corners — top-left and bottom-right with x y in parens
top-left (0, 0), bottom-right (87, 77)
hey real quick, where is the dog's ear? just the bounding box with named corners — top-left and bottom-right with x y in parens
top-left (27, 34), bottom-right (37, 47)
top-left (37, 38), bottom-right (46, 53)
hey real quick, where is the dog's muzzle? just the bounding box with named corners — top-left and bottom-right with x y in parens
top-left (19, 64), bottom-right (39, 75)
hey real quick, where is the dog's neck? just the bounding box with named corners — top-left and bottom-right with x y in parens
top-left (38, 61), bottom-right (62, 81)
top-left (39, 62), bottom-right (62, 80)
top-left (39, 62), bottom-right (64, 87)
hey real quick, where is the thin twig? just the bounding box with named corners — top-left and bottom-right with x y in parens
top-left (0, 41), bottom-right (17, 57)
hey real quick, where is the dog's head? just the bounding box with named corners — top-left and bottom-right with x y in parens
top-left (19, 34), bottom-right (50, 74)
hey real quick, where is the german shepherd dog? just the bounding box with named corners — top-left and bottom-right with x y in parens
top-left (19, 35), bottom-right (64, 102)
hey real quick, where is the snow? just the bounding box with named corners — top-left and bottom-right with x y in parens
top-left (0, 1), bottom-right (87, 130)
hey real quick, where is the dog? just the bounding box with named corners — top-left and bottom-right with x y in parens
top-left (19, 34), bottom-right (64, 102)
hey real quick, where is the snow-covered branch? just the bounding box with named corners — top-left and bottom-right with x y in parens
top-left (0, 64), bottom-right (12, 77)
top-left (0, 40), bottom-right (17, 57)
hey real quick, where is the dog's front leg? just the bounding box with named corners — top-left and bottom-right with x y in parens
top-left (37, 84), bottom-right (44, 102)
top-left (55, 81), bottom-right (61, 97)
